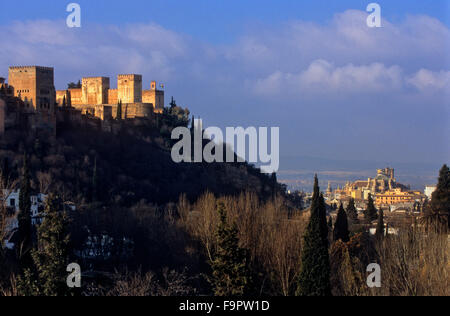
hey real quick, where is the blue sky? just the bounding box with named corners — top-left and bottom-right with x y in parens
top-left (1, 0), bottom-right (449, 42)
top-left (1, 0), bottom-right (449, 188)
top-left (0, 0), bottom-right (450, 43)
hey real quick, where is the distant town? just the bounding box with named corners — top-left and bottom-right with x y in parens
top-left (288, 167), bottom-right (436, 234)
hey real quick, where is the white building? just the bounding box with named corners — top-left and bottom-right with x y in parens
top-left (424, 185), bottom-right (436, 200)
top-left (1, 189), bottom-right (78, 250)
top-left (2, 189), bottom-right (47, 224)
top-left (1, 190), bottom-right (48, 249)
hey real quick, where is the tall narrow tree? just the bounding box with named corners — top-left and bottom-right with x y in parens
top-left (116, 100), bottom-right (122, 120)
top-left (424, 164), bottom-right (450, 232)
top-left (364, 194), bottom-right (378, 223)
top-left (270, 172), bottom-right (278, 196)
top-left (210, 202), bottom-right (251, 296)
top-left (318, 193), bottom-right (329, 247)
top-left (18, 153), bottom-right (32, 266)
top-left (376, 209), bottom-right (385, 238)
top-left (346, 198), bottom-right (358, 223)
top-left (297, 175), bottom-right (331, 296)
top-left (334, 203), bottom-right (350, 242)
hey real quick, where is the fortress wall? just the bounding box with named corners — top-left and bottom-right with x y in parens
top-left (109, 102), bottom-right (154, 119)
top-left (108, 89), bottom-right (118, 105)
top-left (69, 88), bottom-right (82, 105)
top-left (94, 105), bottom-right (113, 120)
top-left (142, 85), bottom-right (164, 110)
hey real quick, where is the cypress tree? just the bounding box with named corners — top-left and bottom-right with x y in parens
top-left (333, 203), bottom-right (350, 242)
top-left (18, 195), bottom-right (70, 296)
top-left (190, 115), bottom-right (195, 131)
top-left (346, 198), bottom-right (358, 223)
top-left (170, 96), bottom-right (176, 108)
top-left (18, 153), bottom-right (32, 265)
top-left (210, 202), bottom-right (251, 296)
top-left (270, 172), bottom-right (278, 196)
top-left (427, 164), bottom-right (450, 231)
top-left (116, 100), bottom-right (122, 120)
top-left (364, 194), bottom-right (378, 223)
top-left (318, 193), bottom-right (329, 247)
top-left (296, 175), bottom-right (331, 296)
top-left (376, 209), bottom-right (385, 238)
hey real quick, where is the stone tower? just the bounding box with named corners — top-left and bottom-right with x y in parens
top-left (142, 81), bottom-right (164, 111)
top-left (117, 74), bottom-right (142, 104)
top-left (8, 66), bottom-right (56, 111)
top-left (82, 77), bottom-right (110, 105)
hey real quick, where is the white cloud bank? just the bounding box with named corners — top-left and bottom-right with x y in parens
top-left (251, 60), bottom-right (450, 97)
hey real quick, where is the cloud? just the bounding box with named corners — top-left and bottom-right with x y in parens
top-left (226, 10), bottom-right (450, 73)
top-left (407, 69), bottom-right (450, 93)
top-left (251, 60), bottom-right (449, 97)
top-left (0, 19), bottom-right (194, 84)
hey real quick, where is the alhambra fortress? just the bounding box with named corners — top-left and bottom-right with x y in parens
top-left (0, 65), bottom-right (164, 134)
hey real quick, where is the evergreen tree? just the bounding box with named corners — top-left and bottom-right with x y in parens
top-left (18, 195), bottom-right (70, 296)
top-left (364, 194), bottom-right (378, 223)
top-left (346, 198), bottom-right (358, 223)
top-left (116, 100), bottom-right (122, 120)
top-left (190, 115), bottom-right (195, 131)
top-left (270, 172), bottom-right (278, 196)
top-left (62, 95), bottom-right (66, 107)
top-left (17, 153), bottom-right (32, 265)
top-left (424, 164), bottom-right (450, 232)
top-left (333, 204), bottom-right (350, 242)
top-left (327, 216), bottom-right (333, 231)
top-left (376, 209), bottom-right (385, 238)
top-left (318, 193), bottom-right (329, 247)
top-left (296, 175), bottom-right (331, 296)
top-left (210, 202), bottom-right (250, 296)
top-left (170, 96), bottom-right (176, 108)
